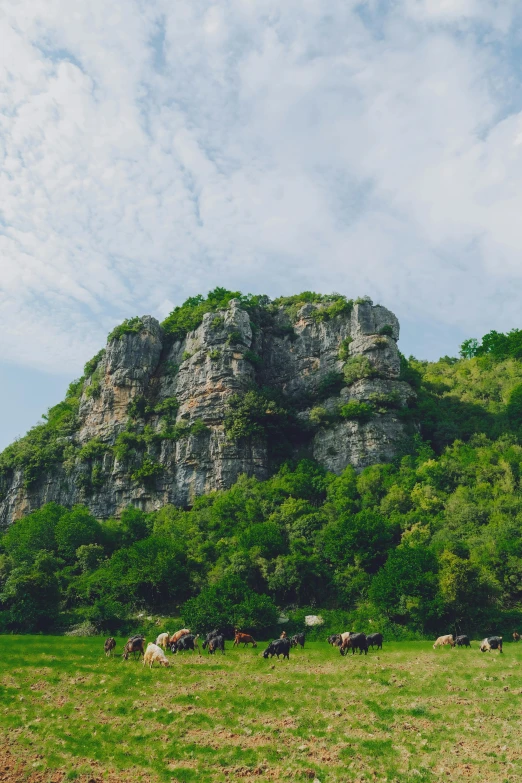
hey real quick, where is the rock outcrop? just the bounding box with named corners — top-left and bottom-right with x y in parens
top-left (0, 297), bottom-right (415, 526)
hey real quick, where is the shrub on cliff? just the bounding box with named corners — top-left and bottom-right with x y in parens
top-left (161, 287), bottom-right (242, 340)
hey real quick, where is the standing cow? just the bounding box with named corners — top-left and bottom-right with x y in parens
top-left (104, 637), bottom-right (116, 657)
top-left (366, 633), bottom-right (383, 650)
top-left (290, 633), bottom-right (305, 648)
top-left (233, 630), bottom-right (257, 648)
top-left (454, 635), bottom-right (471, 647)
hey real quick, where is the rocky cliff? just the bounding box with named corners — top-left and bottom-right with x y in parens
top-left (0, 295), bottom-right (415, 526)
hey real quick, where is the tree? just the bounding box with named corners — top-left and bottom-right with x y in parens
top-left (55, 506), bottom-right (103, 562)
top-left (1, 552), bottom-right (62, 631)
top-left (369, 546), bottom-right (441, 630)
top-left (320, 510), bottom-right (396, 573)
top-left (182, 574), bottom-right (278, 634)
top-left (2, 503), bottom-right (64, 565)
top-left (459, 338), bottom-right (479, 359)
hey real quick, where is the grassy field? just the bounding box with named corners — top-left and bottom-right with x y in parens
top-left (0, 636), bottom-right (521, 783)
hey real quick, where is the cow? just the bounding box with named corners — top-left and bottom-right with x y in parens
top-left (280, 631), bottom-right (288, 639)
top-left (233, 631), bottom-right (257, 648)
top-left (202, 630), bottom-right (221, 650)
top-left (366, 633), bottom-right (383, 650)
top-left (290, 633), bottom-right (305, 648)
top-left (263, 639), bottom-right (291, 660)
top-left (169, 628), bottom-right (190, 646)
top-left (104, 637), bottom-right (116, 657)
top-left (480, 636), bottom-right (503, 653)
top-left (433, 635), bottom-right (455, 649)
top-left (513, 632), bottom-right (520, 643)
top-left (340, 632), bottom-right (368, 656)
top-left (122, 635), bottom-right (146, 660)
top-left (327, 634), bottom-right (341, 646)
top-left (207, 635), bottom-right (225, 655)
top-left (155, 633), bottom-right (171, 650)
top-left (143, 643), bottom-right (170, 668)
top-left (171, 634), bottom-right (200, 655)
top-left (454, 635), bottom-right (471, 647)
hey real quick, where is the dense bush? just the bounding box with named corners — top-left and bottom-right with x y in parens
top-left (339, 401), bottom-right (373, 421)
top-left (161, 288), bottom-right (242, 340)
top-left (108, 317), bottom-right (144, 342)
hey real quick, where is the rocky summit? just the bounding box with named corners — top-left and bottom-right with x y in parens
top-left (0, 294), bottom-right (416, 525)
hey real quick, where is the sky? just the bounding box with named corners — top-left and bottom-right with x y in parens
top-left (2, 0), bottom-right (522, 450)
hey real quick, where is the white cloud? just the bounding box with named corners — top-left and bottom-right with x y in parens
top-left (1, 0), bottom-right (522, 374)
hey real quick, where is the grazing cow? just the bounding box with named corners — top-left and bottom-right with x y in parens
top-left (202, 629), bottom-right (221, 650)
top-left (171, 634), bottom-right (200, 655)
top-left (143, 643), bottom-right (170, 669)
top-left (327, 634), bottom-right (341, 646)
top-left (263, 639), bottom-right (291, 660)
top-left (454, 635), bottom-right (471, 647)
top-left (207, 634), bottom-right (225, 655)
top-left (233, 631), bottom-right (257, 648)
top-left (340, 632), bottom-right (368, 656)
top-left (104, 637), bottom-right (116, 657)
top-left (366, 633), bottom-right (383, 650)
top-left (290, 633), bottom-right (305, 648)
top-left (155, 632), bottom-right (170, 650)
top-left (480, 636), bottom-right (503, 653)
top-left (337, 632), bottom-right (353, 648)
top-left (122, 635), bottom-right (146, 660)
top-left (433, 635), bottom-right (455, 649)
top-left (169, 628), bottom-right (190, 646)
top-left (513, 632), bottom-right (520, 642)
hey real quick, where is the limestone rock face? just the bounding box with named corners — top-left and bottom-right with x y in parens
top-left (0, 297), bottom-right (415, 525)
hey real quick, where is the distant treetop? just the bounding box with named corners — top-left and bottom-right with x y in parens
top-left (460, 329), bottom-right (522, 361)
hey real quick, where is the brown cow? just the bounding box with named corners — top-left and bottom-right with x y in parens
top-left (233, 630), bottom-right (257, 648)
top-left (280, 631), bottom-right (288, 639)
top-left (122, 636), bottom-right (146, 660)
top-left (170, 628), bottom-right (190, 645)
top-left (513, 632), bottom-right (520, 642)
top-left (104, 637), bottom-right (116, 657)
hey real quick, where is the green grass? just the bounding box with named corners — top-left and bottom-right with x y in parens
top-left (1, 638), bottom-right (521, 782)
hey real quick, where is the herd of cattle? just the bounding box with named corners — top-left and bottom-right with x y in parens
top-left (103, 627), bottom-right (516, 667)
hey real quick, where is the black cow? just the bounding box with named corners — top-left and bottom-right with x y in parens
top-left (263, 639), bottom-right (291, 659)
top-left (340, 632), bottom-right (368, 656)
top-left (366, 633), bottom-right (383, 650)
top-left (207, 634), bottom-right (225, 655)
top-left (290, 633), bottom-right (305, 648)
top-left (454, 635), bottom-right (471, 647)
top-left (480, 636), bottom-right (503, 653)
top-left (171, 634), bottom-right (200, 654)
top-left (202, 629), bottom-right (221, 650)
top-left (327, 634), bottom-right (341, 646)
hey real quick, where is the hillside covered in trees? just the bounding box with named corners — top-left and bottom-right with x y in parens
top-left (2, 294), bottom-right (522, 638)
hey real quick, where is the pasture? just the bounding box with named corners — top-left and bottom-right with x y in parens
top-left (0, 637), bottom-right (521, 783)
